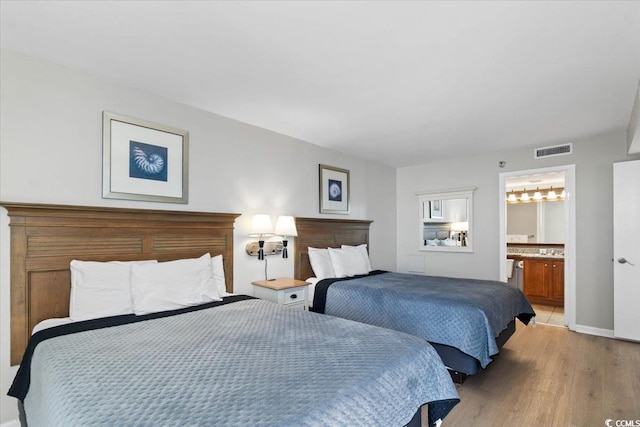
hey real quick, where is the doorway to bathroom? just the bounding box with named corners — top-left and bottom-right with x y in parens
top-left (499, 165), bottom-right (576, 330)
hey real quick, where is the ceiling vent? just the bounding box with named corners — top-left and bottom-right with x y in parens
top-left (534, 143), bottom-right (573, 159)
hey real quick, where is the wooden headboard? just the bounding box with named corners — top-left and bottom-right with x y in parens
top-left (294, 217), bottom-right (372, 281)
top-left (1, 202), bottom-right (240, 365)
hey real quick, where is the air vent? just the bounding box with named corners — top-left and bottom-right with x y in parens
top-left (534, 143), bottom-right (573, 159)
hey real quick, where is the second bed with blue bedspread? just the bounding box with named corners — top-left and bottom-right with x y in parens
top-left (313, 271), bottom-right (536, 371)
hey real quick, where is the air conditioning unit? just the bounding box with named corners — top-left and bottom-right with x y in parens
top-left (534, 143), bottom-right (573, 159)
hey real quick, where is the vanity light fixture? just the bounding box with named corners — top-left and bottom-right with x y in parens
top-left (274, 215), bottom-right (298, 259)
top-left (506, 186), bottom-right (565, 204)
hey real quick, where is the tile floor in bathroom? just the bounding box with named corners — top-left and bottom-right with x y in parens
top-left (531, 303), bottom-right (566, 327)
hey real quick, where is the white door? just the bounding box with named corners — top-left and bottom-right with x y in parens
top-left (613, 160), bottom-right (640, 341)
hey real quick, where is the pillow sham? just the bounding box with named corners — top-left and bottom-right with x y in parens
top-left (131, 253), bottom-right (221, 315)
top-left (211, 254), bottom-right (228, 297)
top-left (341, 244), bottom-right (373, 272)
top-left (69, 259), bottom-right (157, 321)
top-left (308, 247), bottom-right (336, 280)
top-left (328, 247), bottom-right (368, 278)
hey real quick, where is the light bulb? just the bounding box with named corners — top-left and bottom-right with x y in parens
top-left (533, 188), bottom-right (543, 201)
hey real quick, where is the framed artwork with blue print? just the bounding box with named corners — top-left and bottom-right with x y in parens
top-left (102, 112), bottom-right (189, 203)
top-left (319, 164), bottom-right (350, 214)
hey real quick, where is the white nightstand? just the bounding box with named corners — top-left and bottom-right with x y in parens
top-left (251, 278), bottom-right (310, 311)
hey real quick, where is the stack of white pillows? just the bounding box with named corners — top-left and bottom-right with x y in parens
top-left (307, 244), bottom-right (373, 280)
top-left (69, 253), bottom-right (228, 320)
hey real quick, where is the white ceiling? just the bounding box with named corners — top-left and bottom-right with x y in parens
top-left (2, 1), bottom-right (639, 168)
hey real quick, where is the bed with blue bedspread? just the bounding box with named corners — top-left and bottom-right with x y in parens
top-left (9, 295), bottom-right (459, 427)
top-left (312, 271), bottom-right (536, 377)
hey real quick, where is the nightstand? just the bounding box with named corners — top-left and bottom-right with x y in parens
top-left (251, 278), bottom-right (310, 311)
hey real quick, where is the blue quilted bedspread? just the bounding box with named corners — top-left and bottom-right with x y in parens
top-left (315, 272), bottom-right (535, 369)
top-left (10, 296), bottom-right (459, 427)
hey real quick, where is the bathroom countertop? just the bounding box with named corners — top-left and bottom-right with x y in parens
top-left (507, 254), bottom-right (564, 260)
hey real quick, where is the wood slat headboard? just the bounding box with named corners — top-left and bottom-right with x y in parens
top-left (1, 202), bottom-right (240, 365)
top-left (294, 217), bottom-right (372, 281)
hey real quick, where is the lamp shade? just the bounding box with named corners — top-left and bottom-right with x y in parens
top-left (249, 214), bottom-right (273, 237)
top-left (533, 188), bottom-right (543, 201)
top-left (275, 215), bottom-right (298, 237)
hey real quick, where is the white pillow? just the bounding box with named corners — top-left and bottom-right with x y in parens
top-left (69, 259), bottom-right (157, 321)
top-left (426, 239), bottom-right (439, 246)
top-left (131, 253), bottom-right (221, 315)
top-left (441, 238), bottom-right (457, 247)
top-left (328, 247), bottom-right (368, 278)
top-left (308, 247), bottom-right (336, 280)
top-left (341, 244), bottom-right (372, 272)
top-left (211, 254), bottom-right (228, 297)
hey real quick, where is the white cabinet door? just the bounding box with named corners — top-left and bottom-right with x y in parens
top-left (613, 160), bottom-right (640, 342)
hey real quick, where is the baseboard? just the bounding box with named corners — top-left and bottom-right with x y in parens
top-left (0, 419), bottom-right (20, 427)
top-left (574, 324), bottom-right (615, 339)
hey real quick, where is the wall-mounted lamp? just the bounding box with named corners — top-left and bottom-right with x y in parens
top-left (451, 222), bottom-right (469, 246)
top-left (274, 215), bottom-right (298, 259)
top-left (247, 214), bottom-right (274, 260)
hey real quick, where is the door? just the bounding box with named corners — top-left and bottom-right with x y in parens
top-left (614, 160), bottom-right (640, 341)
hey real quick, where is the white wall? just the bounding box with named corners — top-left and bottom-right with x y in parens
top-left (0, 50), bottom-right (396, 423)
top-left (397, 131), bottom-right (640, 332)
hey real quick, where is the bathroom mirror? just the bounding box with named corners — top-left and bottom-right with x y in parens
top-left (416, 187), bottom-right (475, 253)
top-left (507, 200), bottom-right (565, 243)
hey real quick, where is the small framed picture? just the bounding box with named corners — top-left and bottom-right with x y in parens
top-left (102, 112), bottom-right (189, 203)
top-left (319, 164), bottom-right (350, 214)
top-left (430, 200), bottom-right (443, 219)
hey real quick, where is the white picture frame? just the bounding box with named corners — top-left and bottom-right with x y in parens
top-left (103, 112), bottom-right (189, 204)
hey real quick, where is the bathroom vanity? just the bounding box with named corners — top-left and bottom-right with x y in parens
top-left (508, 244), bottom-right (564, 307)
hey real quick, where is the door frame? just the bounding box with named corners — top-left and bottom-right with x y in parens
top-left (498, 164), bottom-right (576, 331)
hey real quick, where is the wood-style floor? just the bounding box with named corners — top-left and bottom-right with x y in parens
top-left (423, 322), bottom-right (640, 426)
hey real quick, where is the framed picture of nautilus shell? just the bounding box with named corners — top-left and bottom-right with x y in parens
top-left (319, 164), bottom-right (350, 214)
top-left (102, 112), bottom-right (189, 203)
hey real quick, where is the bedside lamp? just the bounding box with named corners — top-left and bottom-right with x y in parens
top-left (274, 215), bottom-right (298, 259)
top-left (248, 214), bottom-right (273, 260)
